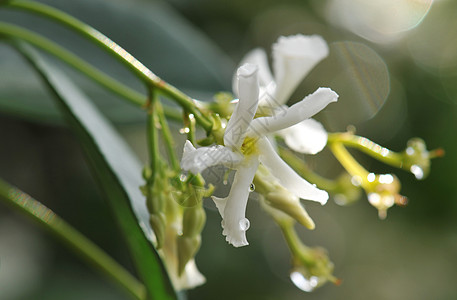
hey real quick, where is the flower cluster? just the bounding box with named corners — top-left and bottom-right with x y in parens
top-left (181, 36), bottom-right (338, 247)
top-left (175, 34), bottom-right (441, 291)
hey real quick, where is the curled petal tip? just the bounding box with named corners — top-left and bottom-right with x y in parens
top-left (237, 63), bottom-right (258, 78)
top-left (316, 87), bottom-right (339, 103)
top-left (318, 192), bottom-right (329, 205)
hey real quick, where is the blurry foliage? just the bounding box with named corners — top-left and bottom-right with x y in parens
top-left (1, 0), bottom-right (457, 299)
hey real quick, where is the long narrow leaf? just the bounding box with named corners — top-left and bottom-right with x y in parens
top-left (15, 41), bottom-right (177, 300)
top-left (0, 178), bottom-right (146, 300)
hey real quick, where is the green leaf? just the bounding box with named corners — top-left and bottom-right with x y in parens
top-left (15, 41), bottom-right (177, 300)
top-left (0, 0), bottom-right (234, 124)
top-left (0, 178), bottom-right (146, 300)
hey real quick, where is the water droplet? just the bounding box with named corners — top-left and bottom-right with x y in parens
top-left (367, 173), bottom-right (376, 183)
top-left (380, 148), bottom-right (390, 157)
top-left (188, 113), bottom-right (195, 120)
top-left (239, 218), bottom-right (250, 231)
top-left (290, 272), bottom-right (320, 292)
top-left (379, 174), bottom-right (394, 184)
top-left (223, 179), bottom-right (228, 185)
top-left (410, 164), bottom-right (424, 180)
top-left (312, 184), bottom-right (317, 188)
top-left (180, 174), bottom-right (187, 182)
top-left (249, 183), bottom-right (255, 192)
top-left (406, 146), bottom-right (415, 156)
top-left (179, 127), bottom-right (190, 134)
top-left (368, 193), bottom-right (381, 206)
top-left (351, 175), bottom-right (362, 186)
top-left (334, 194), bottom-right (348, 206)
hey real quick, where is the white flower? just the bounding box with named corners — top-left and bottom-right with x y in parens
top-left (234, 34), bottom-right (330, 155)
top-left (181, 63), bottom-right (338, 247)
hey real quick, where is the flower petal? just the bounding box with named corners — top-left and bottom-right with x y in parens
top-left (233, 48), bottom-right (274, 95)
top-left (247, 87), bottom-right (338, 136)
top-left (224, 63), bottom-right (260, 150)
top-left (272, 34), bottom-right (329, 105)
top-left (277, 118), bottom-right (328, 154)
top-left (257, 137), bottom-right (328, 204)
top-left (175, 259), bottom-right (206, 290)
top-left (211, 157), bottom-right (259, 247)
top-left (180, 140), bottom-right (243, 174)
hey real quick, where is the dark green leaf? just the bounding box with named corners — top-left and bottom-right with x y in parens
top-left (16, 41), bottom-right (177, 300)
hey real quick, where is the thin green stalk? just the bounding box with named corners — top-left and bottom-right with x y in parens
top-left (0, 178), bottom-right (146, 300)
top-left (278, 147), bottom-right (337, 191)
top-left (156, 101), bottom-right (180, 172)
top-left (0, 22), bottom-right (183, 122)
top-left (329, 142), bottom-right (370, 184)
top-left (147, 88), bottom-right (161, 181)
top-left (0, 22), bottom-right (146, 107)
top-left (183, 112), bottom-right (196, 145)
top-left (328, 132), bottom-right (403, 169)
top-left (278, 221), bottom-right (313, 264)
top-left (163, 104), bottom-right (183, 123)
top-left (5, 0), bottom-right (213, 132)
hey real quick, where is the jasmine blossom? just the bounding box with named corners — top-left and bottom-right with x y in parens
top-left (181, 63), bottom-right (338, 247)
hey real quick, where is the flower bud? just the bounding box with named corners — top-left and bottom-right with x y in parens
top-left (364, 173), bottom-right (405, 219)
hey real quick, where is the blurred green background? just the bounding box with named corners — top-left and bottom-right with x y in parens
top-left (1, 0), bottom-right (456, 299)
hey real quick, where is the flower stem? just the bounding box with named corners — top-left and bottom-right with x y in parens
top-left (278, 220), bottom-right (313, 264)
top-left (328, 132), bottom-right (403, 169)
top-left (156, 101), bottom-right (180, 172)
top-left (4, 1), bottom-right (213, 132)
top-left (0, 178), bottom-right (146, 300)
top-left (183, 112), bottom-right (197, 145)
top-left (278, 147), bottom-right (337, 191)
top-left (147, 88), bottom-right (161, 181)
top-left (0, 22), bottom-right (146, 107)
top-left (329, 142), bottom-right (370, 184)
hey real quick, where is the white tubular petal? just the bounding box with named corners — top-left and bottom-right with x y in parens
top-left (277, 118), bottom-right (328, 154)
top-left (224, 64), bottom-right (260, 149)
top-left (211, 157), bottom-right (259, 247)
top-left (273, 35), bottom-right (329, 105)
top-left (175, 259), bottom-right (206, 290)
top-left (247, 87), bottom-right (338, 136)
top-left (233, 49), bottom-right (273, 96)
top-left (240, 48), bottom-right (274, 87)
top-left (257, 137), bottom-right (328, 204)
top-left (180, 140), bottom-right (243, 174)
top-left (258, 81), bottom-right (279, 108)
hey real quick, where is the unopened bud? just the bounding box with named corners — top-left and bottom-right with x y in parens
top-left (177, 236), bottom-right (201, 276)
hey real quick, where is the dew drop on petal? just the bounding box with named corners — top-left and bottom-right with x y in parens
top-left (290, 272), bottom-right (320, 292)
top-left (249, 183), bottom-right (255, 192)
top-left (410, 164), bottom-right (424, 180)
top-left (239, 218), bottom-right (250, 231)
